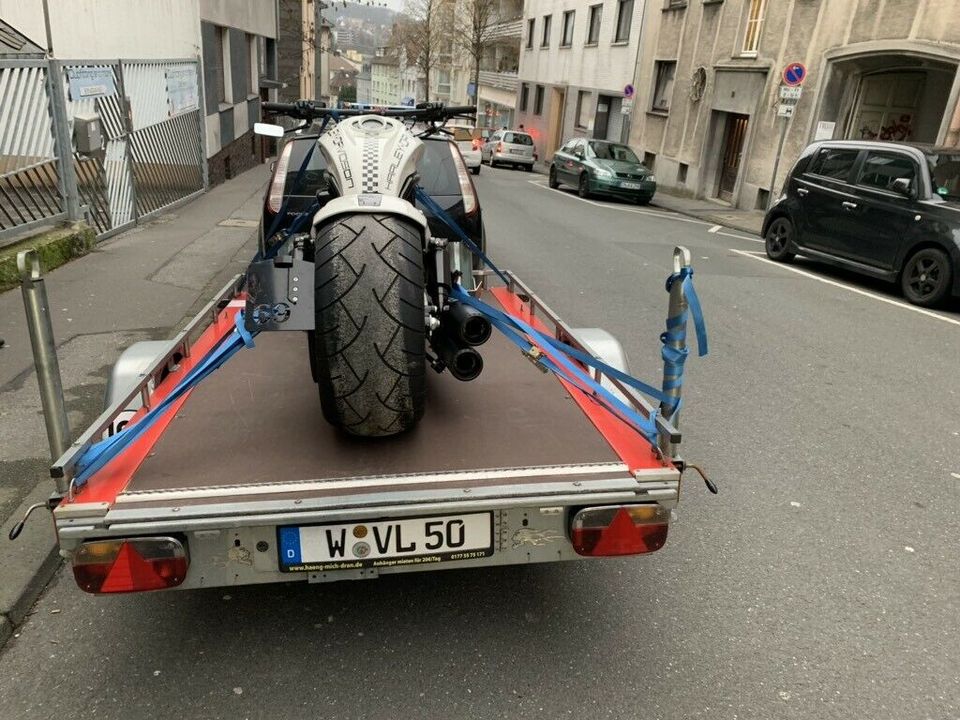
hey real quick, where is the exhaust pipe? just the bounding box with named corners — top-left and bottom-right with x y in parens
top-left (430, 328), bottom-right (484, 381)
top-left (441, 301), bottom-right (491, 347)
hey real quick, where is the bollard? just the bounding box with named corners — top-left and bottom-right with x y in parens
top-left (19, 250), bottom-right (70, 493)
top-left (658, 246), bottom-right (692, 460)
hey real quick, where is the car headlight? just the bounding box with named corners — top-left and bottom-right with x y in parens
top-left (593, 167), bottom-right (614, 178)
top-left (646, 174), bottom-right (656, 183)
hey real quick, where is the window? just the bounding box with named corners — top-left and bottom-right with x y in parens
top-left (857, 152), bottom-right (916, 193)
top-left (741, 0), bottom-right (765, 55)
top-left (614, 0), bottom-right (634, 43)
top-left (807, 148), bottom-right (859, 181)
top-left (678, 162), bottom-right (688, 183)
top-left (927, 151), bottom-right (960, 200)
top-left (561, 139), bottom-right (579, 154)
top-left (248, 34), bottom-right (258, 95)
top-left (534, 85), bottom-right (544, 115)
top-left (503, 132), bottom-right (533, 145)
top-left (665, 0), bottom-right (687, 8)
top-left (211, 26), bottom-right (226, 103)
top-left (561, 11), bottom-right (575, 47)
top-left (519, 83), bottom-right (529, 112)
top-left (643, 151), bottom-right (656, 170)
top-left (541, 15), bottom-right (552, 47)
top-left (575, 90), bottom-right (590, 128)
top-left (526, 18), bottom-right (535, 49)
top-left (651, 61), bottom-right (676, 112)
top-left (220, 27), bottom-right (232, 104)
top-left (588, 142), bottom-right (639, 162)
top-left (587, 5), bottom-right (602, 44)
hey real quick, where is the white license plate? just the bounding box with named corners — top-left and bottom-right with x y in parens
top-left (510, 149), bottom-right (526, 155)
top-left (621, 181), bottom-right (642, 190)
top-left (278, 513), bottom-right (493, 572)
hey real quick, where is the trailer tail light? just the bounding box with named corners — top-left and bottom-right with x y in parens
top-left (449, 144), bottom-right (478, 215)
top-left (267, 142), bottom-right (294, 214)
top-left (571, 504), bottom-right (669, 557)
top-left (72, 537), bottom-right (188, 594)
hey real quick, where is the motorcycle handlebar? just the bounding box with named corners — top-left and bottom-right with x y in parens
top-left (261, 101), bottom-right (476, 122)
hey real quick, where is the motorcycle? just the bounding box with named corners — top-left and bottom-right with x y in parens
top-left (246, 101), bottom-right (491, 438)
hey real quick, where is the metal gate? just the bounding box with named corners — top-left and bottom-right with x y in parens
top-left (0, 60), bottom-right (66, 240)
top-left (60, 59), bottom-right (205, 237)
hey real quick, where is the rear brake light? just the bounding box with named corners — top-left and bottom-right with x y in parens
top-left (472, 138), bottom-right (482, 150)
top-left (450, 144), bottom-right (478, 215)
top-left (73, 537), bottom-right (189, 594)
top-left (571, 504), bottom-right (669, 556)
top-left (268, 142), bottom-right (294, 214)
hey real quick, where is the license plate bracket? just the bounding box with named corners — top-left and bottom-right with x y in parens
top-left (277, 512), bottom-right (494, 572)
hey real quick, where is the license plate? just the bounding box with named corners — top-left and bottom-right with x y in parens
top-left (621, 181), bottom-right (642, 190)
top-left (277, 512), bottom-right (494, 572)
top-left (510, 149), bottom-right (526, 155)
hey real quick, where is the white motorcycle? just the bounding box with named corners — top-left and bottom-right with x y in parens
top-left (248, 101), bottom-right (489, 438)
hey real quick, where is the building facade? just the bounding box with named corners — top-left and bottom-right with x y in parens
top-left (516, 0), bottom-right (646, 161)
top-left (371, 49), bottom-right (401, 105)
top-left (476, 0), bottom-right (523, 132)
top-left (628, 0), bottom-right (960, 210)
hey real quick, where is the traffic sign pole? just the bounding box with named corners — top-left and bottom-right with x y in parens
top-left (767, 64), bottom-right (806, 210)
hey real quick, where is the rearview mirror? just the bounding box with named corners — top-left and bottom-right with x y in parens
top-left (254, 122), bottom-right (284, 138)
top-left (890, 177), bottom-right (913, 196)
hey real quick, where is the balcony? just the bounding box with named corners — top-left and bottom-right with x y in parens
top-left (478, 70), bottom-right (518, 92)
top-left (487, 18), bottom-right (522, 41)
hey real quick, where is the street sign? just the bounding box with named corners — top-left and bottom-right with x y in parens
top-left (777, 104), bottom-right (796, 118)
top-left (782, 62), bottom-right (806, 87)
top-left (621, 97), bottom-right (634, 115)
top-left (624, 84), bottom-right (635, 98)
top-left (779, 85), bottom-right (802, 100)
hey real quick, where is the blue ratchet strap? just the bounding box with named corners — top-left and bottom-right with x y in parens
top-left (414, 186), bottom-right (510, 285)
top-left (659, 268), bottom-right (708, 414)
top-left (450, 285), bottom-right (660, 445)
top-left (73, 313), bottom-right (256, 489)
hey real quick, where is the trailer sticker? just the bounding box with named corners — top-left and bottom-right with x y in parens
top-left (512, 528), bottom-right (564, 549)
top-left (277, 512), bottom-right (494, 572)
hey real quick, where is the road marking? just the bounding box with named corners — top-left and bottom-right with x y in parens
top-left (708, 225), bottom-right (721, 233)
top-left (527, 179), bottom-right (712, 226)
top-left (730, 248), bottom-right (960, 327)
top-left (715, 230), bottom-right (763, 244)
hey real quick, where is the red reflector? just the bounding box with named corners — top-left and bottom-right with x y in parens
top-left (571, 505), bottom-right (669, 557)
top-left (73, 537), bottom-right (188, 594)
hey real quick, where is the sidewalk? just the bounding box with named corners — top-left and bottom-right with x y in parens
top-left (531, 161), bottom-right (765, 237)
top-left (0, 165), bottom-right (269, 646)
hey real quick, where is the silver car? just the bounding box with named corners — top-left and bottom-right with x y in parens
top-left (451, 126), bottom-right (482, 175)
top-left (482, 129), bottom-right (536, 170)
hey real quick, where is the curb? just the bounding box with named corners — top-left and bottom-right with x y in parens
top-left (0, 223), bottom-right (96, 292)
top-left (0, 483), bottom-right (62, 650)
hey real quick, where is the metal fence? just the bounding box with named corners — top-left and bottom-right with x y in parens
top-left (0, 56), bottom-right (206, 244)
top-left (0, 60), bottom-right (67, 239)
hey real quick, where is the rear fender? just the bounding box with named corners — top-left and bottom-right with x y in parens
top-left (311, 195), bottom-right (430, 238)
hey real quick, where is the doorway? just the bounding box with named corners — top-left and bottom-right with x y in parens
top-left (547, 87), bottom-right (566, 158)
top-left (716, 113), bottom-right (749, 203)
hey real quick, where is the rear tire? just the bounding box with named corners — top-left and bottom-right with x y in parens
top-left (578, 173), bottom-right (590, 199)
top-left (471, 165), bottom-right (480, 176)
top-left (901, 247), bottom-right (952, 307)
top-left (312, 214), bottom-right (426, 437)
top-left (548, 165), bottom-right (559, 189)
top-left (764, 217), bottom-right (796, 262)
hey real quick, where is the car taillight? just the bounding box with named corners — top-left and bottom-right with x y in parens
top-left (450, 144), bottom-right (478, 215)
top-left (72, 537), bottom-right (189, 594)
top-left (472, 138), bottom-right (482, 150)
top-left (496, 142), bottom-right (503, 153)
top-left (267, 142), bottom-right (294, 214)
top-left (570, 504), bottom-right (669, 556)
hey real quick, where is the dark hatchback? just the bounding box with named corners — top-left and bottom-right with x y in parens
top-left (763, 140), bottom-right (960, 307)
top-left (260, 130), bottom-right (485, 278)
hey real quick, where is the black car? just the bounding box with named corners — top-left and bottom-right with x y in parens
top-left (260, 130), bottom-right (485, 278)
top-left (763, 140), bottom-right (960, 307)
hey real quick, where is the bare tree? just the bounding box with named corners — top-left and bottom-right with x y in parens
top-left (396, 0), bottom-right (453, 103)
top-left (455, 0), bottom-right (498, 105)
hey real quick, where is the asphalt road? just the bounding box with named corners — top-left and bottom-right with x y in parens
top-left (1, 166), bottom-right (958, 720)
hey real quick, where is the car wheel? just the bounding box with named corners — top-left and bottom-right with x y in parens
top-left (523, 164), bottom-right (532, 172)
top-left (548, 165), bottom-right (559, 189)
top-left (471, 165), bottom-right (480, 176)
top-left (578, 174), bottom-right (590, 199)
top-left (901, 247), bottom-right (952, 307)
top-left (764, 217), bottom-right (796, 262)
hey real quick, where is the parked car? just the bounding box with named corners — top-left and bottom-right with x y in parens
top-left (261, 129), bottom-right (485, 278)
top-left (481, 129), bottom-right (536, 170)
top-left (549, 139), bottom-right (657, 204)
top-left (451, 125), bottom-right (481, 175)
top-left (763, 140), bottom-right (960, 307)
